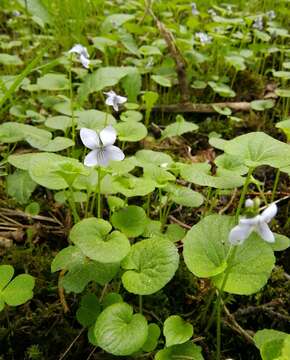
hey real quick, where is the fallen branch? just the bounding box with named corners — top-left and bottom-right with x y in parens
top-left (152, 101), bottom-right (252, 113)
top-left (149, 7), bottom-right (190, 103)
top-left (224, 305), bottom-right (254, 344)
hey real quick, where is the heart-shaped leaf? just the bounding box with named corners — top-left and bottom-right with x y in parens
top-left (94, 302), bottom-right (148, 356)
top-left (70, 218), bottom-right (130, 263)
top-left (180, 163), bottom-right (245, 189)
top-left (142, 323), bottom-right (161, 352)
top-left (0, 265), bottom-right (35, 311)
top-left (155, 341), bottom-right (204, 360)
top-left (161, 115), bottom-right (198, 139)
top-left (111, 205), bottom-right (147, 238)
top-left (224, 132), bottom-right (290, 168)
top-left (164, 315), bottom-right (193, 347)
top-left (76, 293), bottom-right (101, 327)
top-left (183, 215), bottom-right (275, 295)
top-left (121, 238), bottom-right (179, 295)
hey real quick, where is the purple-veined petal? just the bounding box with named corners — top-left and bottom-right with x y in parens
top-left (105, 145), bottom-right (125, 162)
top-left (229, 223), bottom-right (253, 245)
top-left (100, 126), bottom-right (117, 146)
top-left (260, 203), bottom-right (277, 223)
top-left (256, 222), bottom-right (275, 243)
top-left (80, 54), bottom-right (90, 69)
top-left (84, 150), bottom-right (99, 167)
top-left (80, 128), bottom-right (100, 149)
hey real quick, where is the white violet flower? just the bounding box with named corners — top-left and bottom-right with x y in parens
top-left (266, 10), bottom-right (276, 20)
top-left (196, 32), bottom-right (212, 45)
top-left (253, 16), bottom-right (263, 30)
top-left (229, 203), bottom-right (278, 245)
top-left (245, 198), bottom-right (254, 208)
top-left (104, 90), bottom-right (127, 112)
top-left (68, 44), bottom-right (90, 69)
top-left (191, 2), bottom-right (199, 15)
top-left (80, 126), bottom-right (125, 167)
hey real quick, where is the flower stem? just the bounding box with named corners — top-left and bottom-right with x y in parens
top-left (68, 187), bottom-right (80, 223)
top-left (271, 169), bottom-right (280, 203)
top-left (68, 54), bottom-right (75, 143)
top-left (97, 166), bottom-right (102, 218)
top-left (216, 167), bottom-right (254, 359)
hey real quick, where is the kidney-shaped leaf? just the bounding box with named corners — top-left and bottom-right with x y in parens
top-left (155, 341), bottom-right (204, 360)
top-left (70, 218), bottom-right (130, 263)
top-left (183, 215), bottom-right (275, 295)
top-left (121, 238), bottom-right (179, 295)
top-left (164, 315), bottom-right (193, 347)
top-left (224, 132), bottom-right (290, 168)
top-left (94, 302), bottom-right (148, 356)
top-left (111, 205), bottom-right (147, 237)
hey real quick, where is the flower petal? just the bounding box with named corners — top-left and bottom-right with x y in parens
top-left (69, 44), bottom-right (85, 55)
top-left (80, 54), bottom-right (90, 69)
top-left (100, 126), bottom-right (116, 146)
top-left (84, 150), bottom-right (99, 167)
top-left (80, 128), bottom-right (100, 149)
top-left (229, 223), bottom-right (253, 245)
top-left (239, 216), bottom-right (260, 226)
top-left (116, 95), bottom-right (127, 104)
top-left (105, 145), bottom-right (125, 162)
top-left (256, 222), bottom-right (275, 243)
top-left (260, 203), bottom-right (277, 223)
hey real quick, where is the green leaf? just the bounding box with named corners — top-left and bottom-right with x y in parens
top-left (51, 246), bottom-right (85, 273)
top-left (136, 149), bottom-right (173, 167)
top-left (143, 164), bottom-right (175, 187)
top-left (0, 53), bottom-right (23, 66)
top-left (77, 109), bottom-right (116, 131)
top-left (164, 315), bottom-right (193, 347)
top-left (250, 100), bottom-right (275, 111)
top-left (70, 218), bottom-right (130, 263)
top-left (6, 170), bottom-right (36, 204)
top-left (120, 110), bottom-right (143, 122)
top-left (121, 68), bottom-right (141, 102)
top-left (121, 238), bottom-right (179, 295)
top-left (155, 341), bottom-right (204, 360)
top-left (139, 45), bottom-right (162, 56)
top-left (94, 302), bottom-right (148, 356)
top-left (275, 88), bottom-right (290, 98)
top-left (225, 55), bottom-right (246, 71)
top-left (115, 121), bottom-right (147, 142)
top-left (62, 260), bottom-right (119, 293)
top-left (78, 67), bottom-right (134, 102)
top-left (183, 215), bottom-right (275, 295)
top-left (208, 81), bottom-right (236, 97)
top-left (142, 91), bottom-right (159, 111)
top-left (37, 73), bottom-right (69, 91)
top-left (76, 294), bottom-right (101, 327)
top-left (180, 163), bottom-right (245, 189)
top-left (165, 184), bottom-right (204, 207)
top-left (162, 116), bottom-right (198, 139)
top-left (92, 36), bottom-right (117, 53)
top-left (29, 153), bottom-right (87, 190)
top-left (112, 175), bottom-right (156, 197)
top-left (142, 323), bottom-right (161, 352)
top-left (271, 233), bottom-right (290, 251)
top-left (8, 153), bottom-right (36, 171)
top-left (101, 14), bottom-right (135, 33)
top-left (166, 224), bottom-right (186, 243)
top-left (39, 137), bottom-right (74, 152)
top-left (224, 132), bottom-right (290, 168)
top-left (254, 329), bottom-right (290, 360)
top-left (254, 329), bottom-right (288, 350)
top-left (151, 75), bottom-right (172, 87)
top-left (0, 265), bottom-right (35, 309)
top-left (102, 292), bottom-right (123, 309)
top-left (276, 119), bottom-right (290, 141)
top-left (215, 154), bottom-right (248, 175)
top-left (111, 206), bottom-right (147, 238)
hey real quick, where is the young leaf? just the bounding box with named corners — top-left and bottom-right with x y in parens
top-left (94, 302), bottom-right (148, 356)
top-left (121, 237), bottom-right (179, 295)
top-left (111, 206), bottom-right (147, 238)
top-left (164, 315), bottom-right (193, 347)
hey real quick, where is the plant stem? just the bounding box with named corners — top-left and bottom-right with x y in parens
top-left (68, 54), bottom-right (75, 143)
top-left (68, 187), bottom-right (80, 223)
top-left (139, 295), bottom-right (143, 314)
top-left (216, 167), bottom-right (254, 359)
top-left (97, 166), bottom-right (102, 218)
top-left (271, 169), bottom-right (280, 203)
